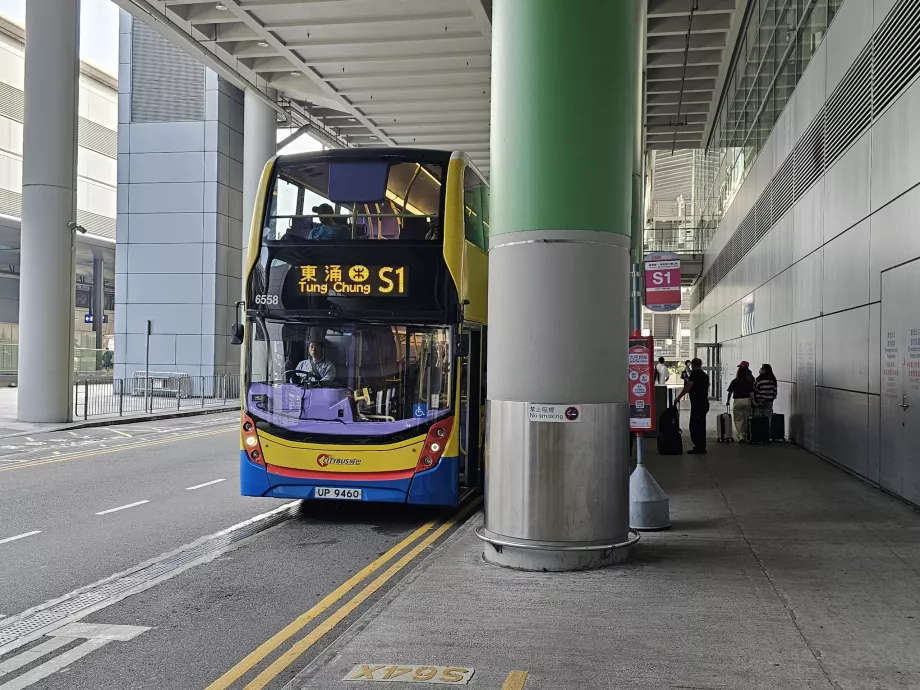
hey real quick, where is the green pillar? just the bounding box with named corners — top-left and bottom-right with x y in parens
top-left (490, 0), bottom-right (636, 237)
top-left (481, 0), bottom-right (640, 571)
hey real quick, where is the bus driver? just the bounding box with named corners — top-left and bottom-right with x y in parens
top-left (296, 341), bottom-right (337, 383)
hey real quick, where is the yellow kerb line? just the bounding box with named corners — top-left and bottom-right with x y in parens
top-left (241, 498), bottom-right (482, 690)
top-left (0, 428), bottom-right (234, 473)
top-left (503, 670), bottom-right (529, 689)
top-left (205, 518), bottom-right (440, 690)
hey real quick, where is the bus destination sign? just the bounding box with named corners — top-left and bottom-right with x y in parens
top-left (298, 264), bottom-right (407, 297)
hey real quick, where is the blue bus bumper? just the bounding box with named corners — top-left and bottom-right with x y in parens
top-left (239, 452), bottom-right (459, 506)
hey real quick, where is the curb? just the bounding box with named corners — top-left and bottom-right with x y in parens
top-left (0, 404), bottom-right (240, 440)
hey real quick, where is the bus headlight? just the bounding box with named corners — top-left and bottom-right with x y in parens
top-left (245, 435), bottom-right (258, 447)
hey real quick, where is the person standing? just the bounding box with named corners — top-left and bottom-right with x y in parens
top-left (753, 363), bottom-right (778, 423)
top-left (681, 359), bottom-right (692, 383)
top-left (726, 362), bottom-right (756, 442)
top-left (675, 357), bottom-right (710, 454)
top-left (655, 357), bottom-right (670, 387)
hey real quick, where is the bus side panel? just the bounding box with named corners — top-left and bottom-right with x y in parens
top-left (462, 243), bottom-right (488, 325)
top-left (442, 158), bottom-right (465, 297)
top-left (406, 456), bottom-right (460, 506)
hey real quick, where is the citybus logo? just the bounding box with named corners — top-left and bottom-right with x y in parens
top-left (317, 453), bottom-right (361, 467)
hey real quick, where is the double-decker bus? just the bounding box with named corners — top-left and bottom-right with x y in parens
top-left (235, 148), bottom-right (489, 506)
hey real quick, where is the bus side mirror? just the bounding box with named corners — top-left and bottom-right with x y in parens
top-left (230, 323), bottom-right (244, 345)
top-left (456, 332), bottom-right (470, 358)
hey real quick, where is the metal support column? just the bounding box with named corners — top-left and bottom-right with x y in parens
top-left (477, 0), bottom-right (639, 570)
top-left (17, 0), bottom-right (80, 422)
top-left (92, 255), bottom-right (104, 351)
top-left (242, 88), bottom-right (277, 286)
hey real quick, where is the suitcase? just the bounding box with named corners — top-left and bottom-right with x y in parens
top-left (656, 406), bottom-right (683, 455)
top-left (770, 413), bottom-right (785, 441)
top-left (749, 414), bottom-right (770, 444)
top-left (717, 408), bottom-right (733, 443)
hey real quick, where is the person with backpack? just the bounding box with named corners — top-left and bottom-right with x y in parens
top-left (726, 362), bottom-right (755, 442)
top-left (753, 363), bottom-right (778, 423)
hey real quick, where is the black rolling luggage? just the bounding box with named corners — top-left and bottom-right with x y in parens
top-left (770, 413), bottom-right (785, 441)
top-left (749, 414), bottom-right (770, 444)
top-left (656, 406), bottom-right (683, 455)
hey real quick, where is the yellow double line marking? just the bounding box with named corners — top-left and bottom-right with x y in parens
top-left (0, 427), bottom-right (234, 473)
top-left (207, 497), bottom-right (482, 690)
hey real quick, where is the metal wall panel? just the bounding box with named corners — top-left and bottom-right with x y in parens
top-left (794, 319), bottom-right (818, 450)
top-left (869, 301), bottom-right (881, 394)
top-left (770, 268), bottom-right (794, 330)
top-left (754, 282), bottom-right (772, 333)
top-left (823, 218), bottom-right (870, 314)
top-left (869, 184), bottom-right (920, 302)
top-left (825, 0), bottom-right (873, 94)
top-left (769, 324), bottom-right (794, 383)
top-left (816, 387), bottom-right (869, 477)
top-left (875, 0), bottom-right (900, 28)
top-left (870, 78), bottom-right (920, 212)
top-left (867, 395), bottom-right (880, 484)
top-left (793, 250), bottom-right (824, 323)
top-left (823, 133), bottom-right (871, 244)
top-left (793, 178), bottom-right (825, 261)
top-left (771, 213), bottom-right (795, 279)
top-left (792, 42), bottom-right (828, 147)
top-left (819, 306), bottom-right (870, 393)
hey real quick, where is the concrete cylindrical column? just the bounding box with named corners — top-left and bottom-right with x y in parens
top-left (18, 0), bottom-right (80, 422)
top-left (242, 88), bottom-right (276, 284)
top-left (479, 0), bottom-right (638, 570)
top-left (93, 255), bottom-right (104, 351)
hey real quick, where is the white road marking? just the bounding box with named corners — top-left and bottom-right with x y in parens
top-left (0, 637), bottom-right (73, 678)
top-left (109, 428), bottom-right (132, 437)
top-left (0, 531), bottom-right (41, 546)
top-left (24, 437), bottom-right (33, 442)
top-left (95, 500), bottom-right (149, 516)
top-left (52, 452), bottom-right (60, 456)
top-left (185, 478), bottom-right (227, 491)
top-left (50, 623), bottom-right (149, 641)
top-left (0, 638), bottom-right (109, 689)
top-left (0, 501), bottom-right (299, 658)
top-left (67, 431), bottom-right (79, 437)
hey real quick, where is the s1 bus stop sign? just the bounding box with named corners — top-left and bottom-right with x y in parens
top-left (644, 251), bottom-right (681, 312)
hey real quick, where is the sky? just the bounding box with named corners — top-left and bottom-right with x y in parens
top-left (0, 0), bottom-right (120, 76)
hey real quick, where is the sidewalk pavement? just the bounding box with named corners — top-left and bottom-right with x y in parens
top-left (0, 386), bottom-right (238, 439)
top-left (286, 423), bottom-right (920, 690)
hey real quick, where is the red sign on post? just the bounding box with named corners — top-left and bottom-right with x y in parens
top-left (629, 336), bottom-right (655, 431)
top-left (644, 251), bottom-right (681, 312)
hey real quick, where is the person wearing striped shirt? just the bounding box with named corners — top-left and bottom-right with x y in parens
top-left (753, 363), bottom-right (778, 422)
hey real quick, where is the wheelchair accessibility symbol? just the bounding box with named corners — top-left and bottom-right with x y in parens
top-left (413, 403), bottom-right (428, 418)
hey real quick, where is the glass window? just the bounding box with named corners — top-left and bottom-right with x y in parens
top-left (247, 318), bottom-right (452, 439)
top-left (463, 165), bottom-right (487, 250)
top-left (265, 158), bottom-right (445, 242)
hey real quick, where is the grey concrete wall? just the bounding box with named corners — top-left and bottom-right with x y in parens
top-left (115, 12), bottom-right (242, 379)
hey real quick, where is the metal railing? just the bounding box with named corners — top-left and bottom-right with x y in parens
top-left (643, 227), bottom-right (715, 255)
top-left (73, 374), bottom-right (240, 420)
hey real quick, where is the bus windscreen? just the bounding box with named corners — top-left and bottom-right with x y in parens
top-left (246, 319), bottom-right (453, 440)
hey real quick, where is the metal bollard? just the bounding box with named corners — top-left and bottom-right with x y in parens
top-left (83, 380), bottom-right (88, 420)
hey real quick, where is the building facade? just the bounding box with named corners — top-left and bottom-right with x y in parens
top-left (0, 14), bottom-right (117, 374)
top-left (690, 0), bottom-right (920, 507)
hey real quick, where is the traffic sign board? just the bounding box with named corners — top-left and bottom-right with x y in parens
top-left (644, 251), bottom-right (681, 312)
